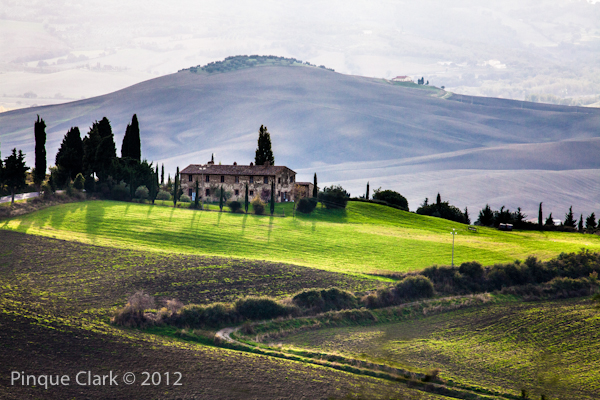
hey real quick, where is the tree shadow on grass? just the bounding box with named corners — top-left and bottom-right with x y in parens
top-left (241, 213), bottom-right (248, 236)
top-left (268, 216), bottom-right (274, 243)
top-left (85, 202), bottom-right (104, 244)
top-left (216, 210), bottom-right (222, 227)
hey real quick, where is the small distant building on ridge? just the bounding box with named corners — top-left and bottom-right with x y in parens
top-left (391, 76), bottom-right (413, 82)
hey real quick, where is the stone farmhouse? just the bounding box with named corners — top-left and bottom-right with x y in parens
top-left (180, 160), bottom-right (314, 203)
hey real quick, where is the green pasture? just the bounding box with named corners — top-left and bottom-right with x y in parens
top-left (278, 298), bottom-right (600, 399)
top-left (2, 200), bottom-right (600, 274)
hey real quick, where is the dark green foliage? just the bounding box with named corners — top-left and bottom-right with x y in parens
top-left (255, 125), bottom-right (275, 166)
top-left (464, 207), bottom-right (471, 225)
top-left (134, 185), bottom-right (149, 200)
top-left (363, 276), bottom-right (435, 308)
top-left (186, 55), bottom-right (334, 74)
top-left (228, 200), bottom-right (242, 213)
top-left (366, 182), bottom-right (369, 200)
top-left (121, 114), bottom-right (141, 161)
top-left (586, 213), bottom-right (596, 231)
top-left (3, 148), bottom-right (28, 204)
top-left (270, 180), bottom-right (275, 215)
top-left (235, 297), bottom-right (291, 320)
top-left (564, 206), bottom-right (576, 228)
top-left (56, 127), bottom-right (84, 182)
top-left (156, 190), bottom-right (170, 200)
top-left (578, 215), bottom-right (584, 232)
top-left (318, 185), bottom-right (349, 209)
top-left (219, 185), bottom-right (224, 211)
top-left (244, 183), bottom-right (249, 212)
top-left (111, 181), bottom-right (130, 201)
top-left (161, 164), bottom-right (164, 185)
top-left (82, 117), bottom-right (116, 183)
top-left (73, 173), bottom-right (85, 190)
top-left (372, 189), bottom-right (409, 211)
top-left (252, 197), bottom-right (265, 215)
top-left (477, 204), bottom-right (494, 226)
top-left (194, 180), bottom-right (200, 209)
top-left (418, 197), bottom-right (467, 224)
top-left (538, 202), bottom-right (543, 226)
top-left (545, 213), bottom-right (555, 226)
top-left (33, 115), bottom-right (46, 187)
top-left (173, 167), bottom-right (179, 206)
top-left (292, 288), bottom-right (358, 313)
top-left (313, 173), bottom-right (318, 198)
top-left (296, 197), bottom-right (317, 214)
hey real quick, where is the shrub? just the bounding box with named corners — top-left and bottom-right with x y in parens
top-left (252, 197), bottom-right (265, 215)
top-left (394, 275), bottom-right (435, 300)
top-left (228, 200), bottom-right (242, 213)
top-left (112, 291), bottom-right (155, 327)
top-left (179, 194), bottom-right (191, 203)
top-left (111, 182), bottom-right (130, 201)
top-left (235, 297), bottom-right (292, 320)
top-left (84, 175), bottom-right (96, 193)
top-left (292, 287), bottom-right (358, 313)
top-left (73, 173), bottom-right (85, 190)
top-left (41, 183), bottom-right (53, 200)
top-left (156, 190), bottom-right (171, 200)
top-left (372, 189), bottom-right (408, 210)
top-left (134, 185), bottom-right (149, 200)
top-left (318, 185), bottom-right (349, 209)
top-left (296, 197), bottom-right (317, 214)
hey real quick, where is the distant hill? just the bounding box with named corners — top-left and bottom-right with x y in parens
top-left (1, 57), bottom-right (599, 218)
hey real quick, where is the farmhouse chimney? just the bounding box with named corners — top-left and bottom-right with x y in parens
top-left (250, 162), bottom-right (254, 167)
top-left (233, 161), bottom-right (237, 165)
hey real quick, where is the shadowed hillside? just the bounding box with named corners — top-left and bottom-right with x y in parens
top-left (1, 63), bottom-right (599, 216)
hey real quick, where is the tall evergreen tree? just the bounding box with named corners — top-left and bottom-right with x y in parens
top-left (564, 206), bottom-right (576, 228)
top-left (153, 166), bottom-right (159, 204)
top-left (586, 213), bottom-right (596, 231)
top-left (4, 148), bottom-right (28, 204)
top-left (254, 125), bottom-right (275, 165)
top-left (578, 215), bottom-right (584, 232)
top-left (270, 180), bottom-right (275, 215)
top-left (545, 213), bottom-right (555, 227)
top-left (194, 180), bottom-right (200, 209)
top-left (477, 204), bottom-right (494, 226)
top-left (245, 183), bottom-right (249, 213)
top-left (121, 114), bottom-right (141, 162)
top-left (464, 207), bottom-right (470, 225)
top-left (173, 167), bottom-right (179, 206)
top-left (436, 193), bottom-right (441, 206)
top-left (538, 202), bottom-right (543, 227)
top-left (56, 127), bottom-right (84, 181)
top-left (34, 115), bottom-right (46, 189)
top-left (313, 173), bottom-right (318, 198)
top-left (219, 185), bottom-right (224, 211)
top-left (0, 146), bottom-right (4, 191)
top-left (161, 164), bottom-right (164, 185)
top-left (366, 182), bottom-right (370, 200)
top-left (83, 117), bottom-right (116, 182)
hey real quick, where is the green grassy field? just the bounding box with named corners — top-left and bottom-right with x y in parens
top-left (2, 199), bottom-right (599, 275)
top-left (277, 297), bottom-right (600, 399)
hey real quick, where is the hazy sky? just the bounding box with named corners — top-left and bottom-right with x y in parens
top-left (1, 0), bottom-right (599, 111)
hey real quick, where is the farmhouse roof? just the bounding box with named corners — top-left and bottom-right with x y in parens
top-left (393, 75), bottom-right (409, 79)
top-left (181, 163), bottom-right (295, 176)
top-left (295, 182), bottom-right (312, 186)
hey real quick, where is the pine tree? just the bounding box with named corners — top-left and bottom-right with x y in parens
top-left (34, 115), bottom-right (46, 189)
top-left (56, 127), bottom-right (84, 181)
top-left (173, 167), bottom-right (179, 207)
top-left (245, 183), bottom-right (249, 213)
top-left (545, 213), bottom-right (555, 227)
top-left (313, 173), bottom-right (318, 198)
top-left (538, 202), bottom-right (543, 227)
top-left (121, 114), bottom-right (141, 162)
top-left (4, 148), bottom-right (29, 204)
top-left (270, 180), bottom-right (275, 215)
top-left (586, 213), bottom-right (596, 231)
top-left (255, 125), bottom-right (275, 165)
top-left (366, 182), bottom-right (370, 200)
top-left (564, 206), bottom-right (576, 228)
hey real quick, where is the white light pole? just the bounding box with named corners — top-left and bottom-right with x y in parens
top-left (451, 228), bottom-right (457, 267)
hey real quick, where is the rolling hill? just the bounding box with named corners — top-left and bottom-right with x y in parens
top-left (1, 59), bottom-right (599, 217)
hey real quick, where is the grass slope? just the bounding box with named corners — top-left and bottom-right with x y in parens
top-left (278, 297), bottom-right (600, 399)
top-left (2, 200), bottom-right (600, 274)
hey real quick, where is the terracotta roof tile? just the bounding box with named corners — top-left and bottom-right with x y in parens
top-left (181, 163), bottom-right (295, 176)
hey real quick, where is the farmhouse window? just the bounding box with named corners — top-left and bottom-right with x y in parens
top-left (221, 175), bottom-right (225, 183)
top-left (205, 175), bottom-right (210, 183)
top-left (249, 190), bottom-right (254, 196)
top-left (235, 189), bottom-right (239, 196)
top-left (264, 176), bottom-right (269, 184)
top-left (188, 188), bottom-right (192, 196)
top-left (235, 176), bottom-right (239, 183)
top-left (188, 175), bottom-right (192, 182)
top-left (278, 177), bottom-right (281, 184)
top-left (291, 176), bottom-right (294, 183)
top-left (250, 177), bottom-right (254, 183)
top-left (206, 189), bottom-right (210, 196)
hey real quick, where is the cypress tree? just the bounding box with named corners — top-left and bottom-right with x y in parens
top-left (538, 202), bottom-right (543, 227)
top-left (194, 180), bottom-right (199, 209)
top-left (161, 164), bottom-right (164, 185)
top-left (245, 183), bottom-right (249, 213)
top-left (173, 167), bottom-right (179, 207)
top-left (366, 181), bottom-right (369, 200)
top-left (4, 148), bottom-right (29, 204)
top-left (313, 173), bottom-right (318, 198)
top-left (436, 193), bottom-right (441, 205)
top-left (93, 117), bottom-right (116, 182)
top-left (270, 180), bottom-right (275, 215)
top-left (586, 213), bottom-right (596, 231)
top-left (564, 206), bottom-right (576, 228)
top-left (254, 125), bottom-right (275, 165)
top-left (545, 213), bottom-right (555, 227)
top-left (219, 185), bottom-right (224, 211)
top-left (56, 127), bottom-right (84, 181)
top-left (34, 115), bottom-right (46, 189)
top-left (578, 215), bottom-right (584, 232)
top-left (121, 114), bottom-right (141, 162)
top-left (153, 166), bottom-right (159, 204)
top-left (464, 207), bottom-right (470, 225)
